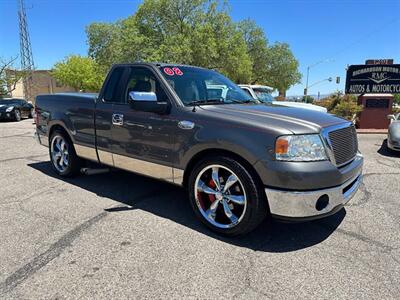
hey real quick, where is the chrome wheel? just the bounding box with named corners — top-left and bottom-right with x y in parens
top-left (194, 164), bottom-right (247, 229)
top-left (50, 135), bottom-right (69, 173)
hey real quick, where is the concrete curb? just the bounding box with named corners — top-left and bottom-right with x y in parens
top-left (356, 129), bottom-right (387, 134)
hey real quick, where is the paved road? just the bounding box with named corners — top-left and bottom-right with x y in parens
top-left (0, 119), bottom-right (399, 299)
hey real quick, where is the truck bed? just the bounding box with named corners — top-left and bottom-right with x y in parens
top-left (35, 93), bottom-right (98, 150)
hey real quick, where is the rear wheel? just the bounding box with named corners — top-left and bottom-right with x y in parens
top-left (49, 130), bottom-right (82, 177)
top-left (188, 156), bottom-right (267, 236)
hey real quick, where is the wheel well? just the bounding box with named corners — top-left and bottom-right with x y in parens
top-left (182, 149), bottom-right (262, 189)
top-left (48, 124), bottom-right (72, 144)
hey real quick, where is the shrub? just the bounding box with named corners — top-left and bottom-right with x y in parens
top-left (318, 92), bottom-right (362, 121)
top-left (331, 98), bottom-right (363, 121)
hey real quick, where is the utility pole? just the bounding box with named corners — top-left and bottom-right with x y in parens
top-left (18, 0), bottom-right (35, 103)
top-left (304, 66), bottom-right (310, 97)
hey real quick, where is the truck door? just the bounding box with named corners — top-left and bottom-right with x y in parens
top-left (95, 66), bottom-right (126, 166)
top-left (110, 66), bottom-right (176, 182)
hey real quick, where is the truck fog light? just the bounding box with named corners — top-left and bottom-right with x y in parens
top-left (316, 194), bottom-right (329, 211)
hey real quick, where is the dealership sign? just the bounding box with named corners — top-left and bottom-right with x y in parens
top-left (345, 64), bottom-right (400, 94)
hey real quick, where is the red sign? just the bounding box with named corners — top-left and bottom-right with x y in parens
top-left (366, 59), bottom-right (394, 65)
top-left (172, 67), bottom-right (183, 76)
top-left (163, 67), bottom-right (174, 76)
top-left (163, 67), bottom-right (184, 76)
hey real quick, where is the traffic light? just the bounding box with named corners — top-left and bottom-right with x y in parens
top-left (336, 76), bottom-right (340, 84)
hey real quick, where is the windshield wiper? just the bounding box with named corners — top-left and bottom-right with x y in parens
top-left (188, 99), bottom-right (226, 112)
top-left (227, 99), bottom-right (259, 104)
top-left (189, 99), bottom-right (258, 112)
top-left (188, 99), bottom-right (224, 106)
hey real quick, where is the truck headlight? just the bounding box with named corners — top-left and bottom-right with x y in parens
top-left (5, 106), bottom-right (14, 112)
top-left (275, 134), bottom-right (328, 161)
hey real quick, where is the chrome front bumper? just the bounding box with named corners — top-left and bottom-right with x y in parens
top-left (265, 172), bottom-right (362, 219)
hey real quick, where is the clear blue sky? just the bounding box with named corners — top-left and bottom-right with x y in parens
top-left (1, 0), bottom-right (399, 96)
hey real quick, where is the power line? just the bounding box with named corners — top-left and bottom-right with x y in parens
top-left (323, 17), bottom-right (400, 63)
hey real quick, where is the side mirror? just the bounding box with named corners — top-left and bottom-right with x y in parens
top-left (128, 91), bottom-right (169, 114)
top-left (387, 114), bottom-right (395, 120)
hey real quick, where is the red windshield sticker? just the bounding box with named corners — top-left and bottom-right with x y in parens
top-left (163, 67), bottom-right (174, 76)
top-left (172, 67), bottom-right (183, 76)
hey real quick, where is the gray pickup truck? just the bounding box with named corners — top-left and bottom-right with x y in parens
top-left (35, 63), bottom-right (363, 236)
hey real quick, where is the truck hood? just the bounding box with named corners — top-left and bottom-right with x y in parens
top-left (202, 103), bottom-right (348, 134)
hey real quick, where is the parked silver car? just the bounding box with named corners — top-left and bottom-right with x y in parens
top-left (387, 113), bottom-right (400, 152)
top-left (239, 84), bottom-right (328, 113)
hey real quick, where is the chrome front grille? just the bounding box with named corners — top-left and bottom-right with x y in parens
top-left (327, 124), bottom-right (358, 166)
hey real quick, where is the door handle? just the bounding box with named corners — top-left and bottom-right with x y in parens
top-left (112, 113), bottom-right (124, 126)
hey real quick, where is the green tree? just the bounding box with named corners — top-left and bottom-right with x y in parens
top-left (0, 86), bottom-right (7, 97)
top-left (86, 0), bottom-right (253, 82)
top-left (302, 95), bottom-right (314, 103)
top-left (86, 22), bottom-right (122, 75)
top-left (85, 0), bottom-right (301, 90)
top-left (52, 55), bottom-right (104, 92)
top-left (237, 21), bottom-right (301, 96)
top-left (0, 56), bottom-right (24, 98)
top-left (393, 94), bottom-right (400, 106)
top-left (237, 19), bottom-right (269, 84)
top-left (264, 43), bottom-right (301, 98)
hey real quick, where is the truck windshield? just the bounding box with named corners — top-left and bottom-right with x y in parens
top-left (253, 88), bottom-right (274, 103)
top-left (159, 66), bottom-right (256, 106)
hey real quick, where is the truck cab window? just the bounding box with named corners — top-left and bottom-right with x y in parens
top-left (126, 67), bottom-right (168, 103)
top-left (103, 67), bottom-right (124, 103)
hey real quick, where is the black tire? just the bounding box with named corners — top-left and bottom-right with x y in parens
top-left (188, 156), bottom-right (268, 236)
top-left (49, 129), bottom-right (82, 177)
top-left (386, 141), bottom-right (393, 153)
top-left (28, 108), bottom-right (34, 118)
top-left (386, 140), bottom-right (400, 155)
top-left (14, 109), bottom-right (21, 122)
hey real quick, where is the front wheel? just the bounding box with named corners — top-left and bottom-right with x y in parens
top-left (49, 130), bottom-right (82, 177)
top-left (14, 109), bottom-right (21, 122)
top-left (188, 156), bottom-right (268, 236)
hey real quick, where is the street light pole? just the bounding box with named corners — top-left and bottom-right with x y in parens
top-left (305, 66), bottom-right (311, 97)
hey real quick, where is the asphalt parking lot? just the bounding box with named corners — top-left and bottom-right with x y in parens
top-left (0, 119), bottom-right (399, 299)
